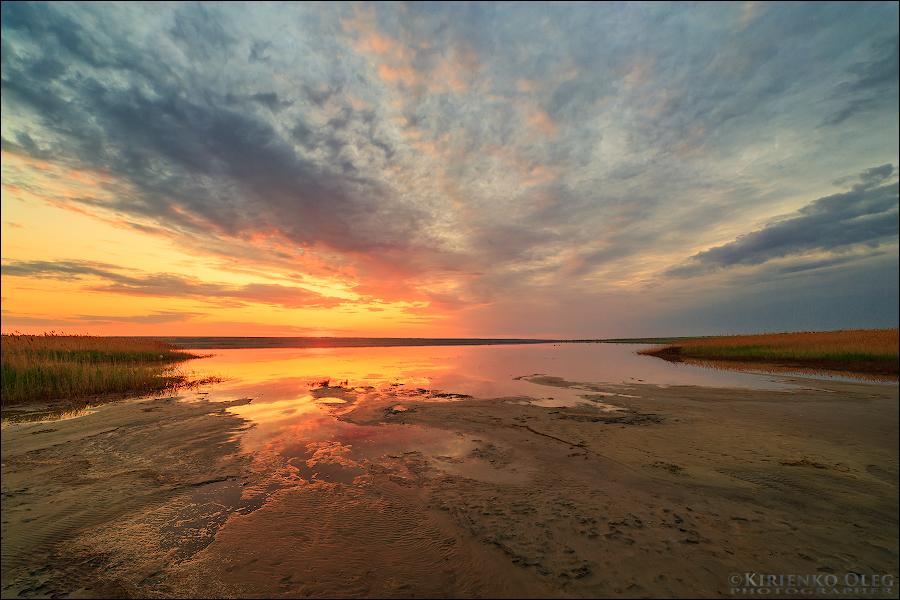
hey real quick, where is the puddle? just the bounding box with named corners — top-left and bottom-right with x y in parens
top-left (223, 393), bottom-right (530, 489)
top-left (94, 476), bottom-right (286, 566)
top-left (153, 478), bottom-right (246, 560)
top-left (0, 402), bottom-right (111, 427)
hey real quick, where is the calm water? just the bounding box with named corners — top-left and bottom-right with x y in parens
top-left (175, 342), bottom-right (802, 469)
top-left (185, 342), bottom-right (798, 406)
top-left (1, 343), bottom-right (859, 430)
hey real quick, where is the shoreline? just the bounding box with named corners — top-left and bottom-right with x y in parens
top-left (636, 329), bottom-right (899, 380)
top-left (641, 349), bottom-right (899, 380)
top-left (2, 376), bottom-right (897, 598)
top-left (118, 336), bottom-right (573, 349)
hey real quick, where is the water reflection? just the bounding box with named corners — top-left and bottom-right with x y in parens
top-left (0, 402), bottom-right (100, 427)
top-left (176, 343), bottom-right (801, 489)
top-left (190, 342), bottom-right (796, 407)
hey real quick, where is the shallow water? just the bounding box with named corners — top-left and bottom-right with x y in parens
top-left (2, 343), bottom-right (805, 431)
top-left (187, 342), bottom-right (797, 404)
top-left (168, 343), bottom-right (799, 489)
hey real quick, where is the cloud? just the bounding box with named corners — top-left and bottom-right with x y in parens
top-left (88, 279), bottom-right (344, 309)
top-left (1, 2), bottom-right (897, 331)
top-left (0, 311), bottom-right (204, 328)
top-left (822, 37), bottom-right (899, 126)
top-left (1, 260), bottom-right (124, 281)
top-left (74, 311), bottom-right (207, 325)
top-left (1, 2), bottom-right (422, 260)
top-left (1, 260), bottom-right (344, 309)
top-left (667, 165), bottom-right (899, 277)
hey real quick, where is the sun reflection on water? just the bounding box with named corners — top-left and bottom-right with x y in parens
top-left (170, 343), bottom-right (804, 488)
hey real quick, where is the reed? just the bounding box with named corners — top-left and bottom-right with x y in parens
top-left (639, 328), bottom-right (899, 377)
top-left (1, 333), bottom-right (206, 406)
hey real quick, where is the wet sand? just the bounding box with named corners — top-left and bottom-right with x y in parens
top-left (1, 376), bottom-right (897, 598)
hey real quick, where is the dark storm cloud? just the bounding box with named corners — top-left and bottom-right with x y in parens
top-left (1, 260), bottom-right (343, 308)
top-left (667, 166), bottom-right (899, 278)
top-left (3, 77), bottom-right (405, 251)
top-left (1, 2), bottom-right (419, 256)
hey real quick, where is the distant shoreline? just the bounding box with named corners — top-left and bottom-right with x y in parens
top-left (118, 337), bottom-right (594, 349)
top-left (110, 336), bottom-right (722, 350)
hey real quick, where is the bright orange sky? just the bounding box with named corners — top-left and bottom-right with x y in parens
top-left (2, 3), bottom-right (898, 338)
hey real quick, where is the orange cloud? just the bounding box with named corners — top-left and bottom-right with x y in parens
top-left (624, 59), bottom-right (653, 89)
top-left (343, 10), bottom-right (480, 98)
top-left (1, 148), bottom-right (52, 170)
top-left (525, 108), bottom-right (559, 136)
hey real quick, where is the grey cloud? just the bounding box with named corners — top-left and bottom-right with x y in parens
top-left (249, 92), bottom-right (292, 112)
top-left (303, 85), bottom-right (336, 107)
top-left (667, 166), bottom-right (899, 278)
top-left (392, 1), bottom-right (896, 218)
top-left (1, 2), bottom-right (101, 67)
top-left (846, 40), bottom-right (899, 93)
top-left (169, 3), bottom-right (237, 62)
top-left (1, 260), bottom-right (126, 281)
top-left (1, 2), bottom-right (420, 257)
top-left (249, 40), bottom-right (272, 63)
top-left (820, 97), bottom-right (876, 126)
top-left (655, 252), bottom-right (899, 336)
top-left (823, 36), bottom-right (899, 126)
top-left (857, 164), bottom-right (894, 189)
top-left (2, 260), bottom-right (343, 308)
top-left (769, 252), bottom-right (890, 277)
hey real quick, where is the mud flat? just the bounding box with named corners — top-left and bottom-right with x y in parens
top-left (1, 376), bottom-right (897, 598)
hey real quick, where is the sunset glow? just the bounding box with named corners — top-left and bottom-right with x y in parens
top-left (2, 2), bottom-right (898, 337)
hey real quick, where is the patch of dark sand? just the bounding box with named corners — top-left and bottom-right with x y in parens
top-left (1, 396), bottom-right (256, 598)
top-left (336, 380), bottom-right (898, 597)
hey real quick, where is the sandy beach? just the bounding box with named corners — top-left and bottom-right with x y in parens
top-left (2, 375), bottom-right (897, 598)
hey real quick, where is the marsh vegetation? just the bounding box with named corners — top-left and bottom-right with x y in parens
top-left (1, 333), bottom-right (209, 406)
top-left (639, 328), bottom-right (899, 377)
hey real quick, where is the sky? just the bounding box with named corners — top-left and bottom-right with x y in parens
top-left (1, 1), bottom-right (898, 339)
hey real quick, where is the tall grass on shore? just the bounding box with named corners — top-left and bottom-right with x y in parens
top-left (1, 333), bottom-right (206, 406)
top-left (639, 328), bottom-right (899, 377)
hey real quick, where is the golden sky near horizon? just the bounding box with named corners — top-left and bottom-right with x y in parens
top-left (2, 2), bottom-right (898, 338)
